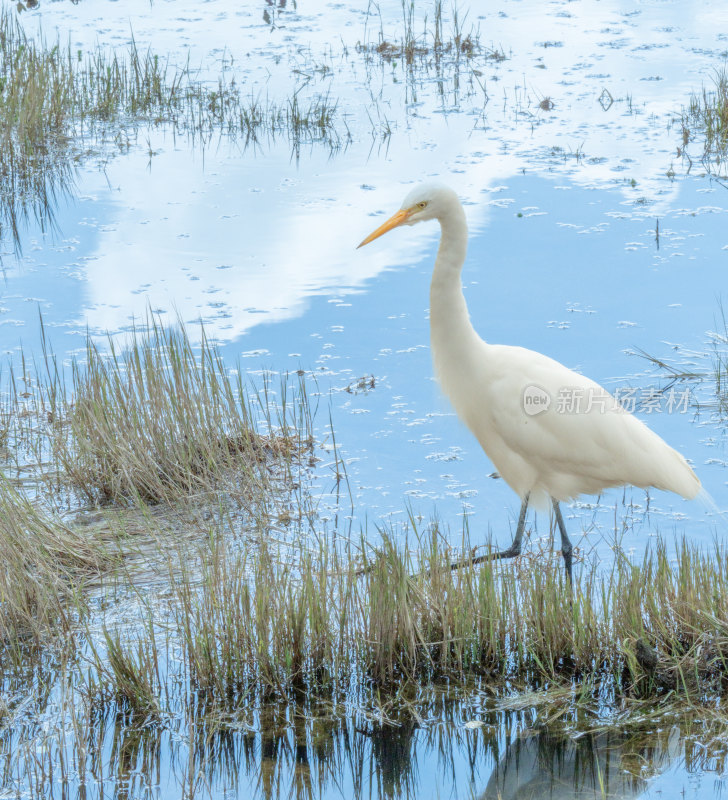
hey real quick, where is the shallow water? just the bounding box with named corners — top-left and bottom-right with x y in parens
top-left (3, 677), bottom-right (727, 799)
top-left (3, 0), bottom-right (728, 796)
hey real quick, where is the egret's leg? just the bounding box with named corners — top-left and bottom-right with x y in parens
top-left (551, 499), bottom-right (573, 583)
top-left (450, 493), bottom-right (530, 570)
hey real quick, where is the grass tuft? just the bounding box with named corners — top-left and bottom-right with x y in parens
top-left (24, 317), bottom-right (308, 507)
top-left (87, 621), bottom-right (163, 717)
top-left (679, 66), bottom-right (728, 176)
top-left (359, 0), bottom-right (505, 65)
top-left (0, 473), bottom-right (105, 641)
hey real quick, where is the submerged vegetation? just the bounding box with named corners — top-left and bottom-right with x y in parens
top-left (636, 309), bottom-right (728, 420)
top-left (6, 669), bottom-right (725, 798)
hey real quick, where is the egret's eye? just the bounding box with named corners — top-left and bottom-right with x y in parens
top-left (417, 201), bottom-right (427, 210)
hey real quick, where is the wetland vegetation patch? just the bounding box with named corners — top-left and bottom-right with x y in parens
top-left (679, 66), bottom-right (728, 177)
top-left (0, 7), bottom-right (349, 251)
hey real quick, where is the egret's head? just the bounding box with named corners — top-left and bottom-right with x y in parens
top-left (357, 182), bottom-right (458, 248)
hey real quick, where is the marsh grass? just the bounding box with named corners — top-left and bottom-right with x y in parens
top-left (0, 314), bottom-right (316, 641)
top-left (93, 525), bottom-right (728, 710)
top-left (32, 518), bottom-right (722, 800)
top-left (680, 66), bottom-right (728, 176)
top-left (711, 308), bottom-right (728, 417)
top-left (87, 620), bottom-right (164, 717)
top-left (0, 7), bottom-right (347, 250)
top-left (172, 531), bottom-right (355, 700)
top-left (0, 445), bottom-right (726, 795)
top-left (715, 350), bottom-right (728, 416)
top-left (0, 473), bottom-right (105, 641)
top-left (0, 312), bottom-right (314, 647)
top-left (13, 317), bottom-right (311, 508)
top-left (360, 0), bottom-right (504, 65)
top-left (0, 317), bottom-right (725, 724)
top-left (0, 8), bottom-right (346, 146)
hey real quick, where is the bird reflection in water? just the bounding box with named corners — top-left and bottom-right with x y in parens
top-left (480, 726), bottom-right (681, 800)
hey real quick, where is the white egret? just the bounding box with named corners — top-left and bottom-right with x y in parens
top-left (358, 184), bottom-right (700, 580)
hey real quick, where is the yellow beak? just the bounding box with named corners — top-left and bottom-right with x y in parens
top-left (357, 208), bottom-right (411, 249)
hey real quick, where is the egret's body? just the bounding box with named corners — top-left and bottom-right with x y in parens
top-left (358, 184), bottom-right (700, 577)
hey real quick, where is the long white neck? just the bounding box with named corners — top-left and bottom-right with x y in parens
top-left (429, 201), bottom-right (483, 388)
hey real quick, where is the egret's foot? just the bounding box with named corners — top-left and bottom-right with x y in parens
top-left (448, 495), bottom-right (530, 573)
top-left (449, 542), bottom-right (522, 571)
